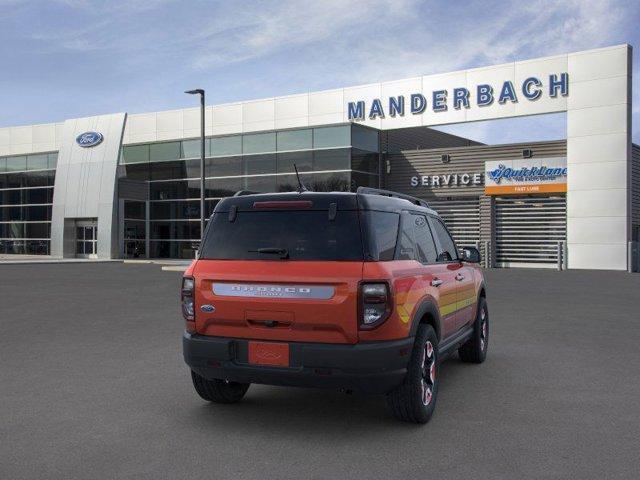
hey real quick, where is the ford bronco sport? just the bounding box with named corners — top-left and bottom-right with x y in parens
top-left (182, 187), bottom-right (488, 423)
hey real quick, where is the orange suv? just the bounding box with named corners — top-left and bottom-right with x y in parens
top-left (182, 187), bottom-right (488, 423)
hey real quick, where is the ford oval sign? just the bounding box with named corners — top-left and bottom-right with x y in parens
top-left (76, 132), bottom-right (103, 148)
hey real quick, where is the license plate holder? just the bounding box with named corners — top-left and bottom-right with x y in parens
top-left (248, 341), bottom-right (290, 367)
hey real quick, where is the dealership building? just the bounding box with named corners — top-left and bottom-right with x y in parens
top-left (0, 44), bottom-right (638, 271)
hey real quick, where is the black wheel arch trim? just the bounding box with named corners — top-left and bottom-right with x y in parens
top-left (476, 280), bottom-right (487, 317)
top-left (409, 296), bottom-right (442, 341)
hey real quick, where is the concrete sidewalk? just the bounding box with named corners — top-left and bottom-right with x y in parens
top-left (0, 255), bottom-right (121, 265)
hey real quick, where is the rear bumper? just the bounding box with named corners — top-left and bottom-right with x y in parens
top-left (183, 332), bottom-right (414, 394)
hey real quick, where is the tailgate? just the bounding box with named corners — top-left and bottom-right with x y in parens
top-left (194, 260), bottom-right (363, 344)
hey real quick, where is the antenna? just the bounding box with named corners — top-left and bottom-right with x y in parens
top-left (293, 164), bottom-right (308, 193)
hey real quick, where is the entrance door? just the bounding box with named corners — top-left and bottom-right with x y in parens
top-left (76, 221), bottom-right (98, 258)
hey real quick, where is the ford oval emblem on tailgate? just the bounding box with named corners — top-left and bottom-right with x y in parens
top-left (200, 304), bottom-right (215, 312)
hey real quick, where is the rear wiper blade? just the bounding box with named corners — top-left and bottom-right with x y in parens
top-left (248, 247), bottom-right (289, 259)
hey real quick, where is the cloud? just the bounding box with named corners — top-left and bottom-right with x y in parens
top-left (1, 0), bottom-right (638, 142)
top-left (188, 0), bottom-right (417, 70)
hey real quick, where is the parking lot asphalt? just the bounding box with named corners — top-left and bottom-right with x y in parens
top-left (1, 263), bottom-right (639, 480)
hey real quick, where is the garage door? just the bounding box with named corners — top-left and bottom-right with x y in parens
top-left (495, 195), bottom-right (566, 267)
top-left (429, 197), bottom-right (480, 248)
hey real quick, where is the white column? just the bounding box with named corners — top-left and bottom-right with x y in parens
top-left (566, 45), bottom-right (632, 270)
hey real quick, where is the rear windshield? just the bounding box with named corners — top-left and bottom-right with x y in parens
top-left (200, 210), bottom-right (363, 261)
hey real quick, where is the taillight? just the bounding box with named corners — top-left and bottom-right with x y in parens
top-left (359, 282), bottom-right (392, 329)
top-left (181, 276), bottom-right (195, 321)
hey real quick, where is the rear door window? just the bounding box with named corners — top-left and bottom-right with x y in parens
top-left (412, 214), bottom-right (438, 264)
top-left (429, 217), bottom-right (459, 262)
top-left (200, 210), bottom-right (363, 261)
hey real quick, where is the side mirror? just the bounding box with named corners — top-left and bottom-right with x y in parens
top-left (461, 247), bottom-right (481, 263)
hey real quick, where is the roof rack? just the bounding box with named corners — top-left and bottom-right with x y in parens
top-left (233, 190), bottom-right (259, 197)
top-left (356, 187), bottom-right (430, 208)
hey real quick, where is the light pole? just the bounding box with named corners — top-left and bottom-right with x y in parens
top-left (185, 89), bottom-right (206, 245)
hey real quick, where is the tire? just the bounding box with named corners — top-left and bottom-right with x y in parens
top-left (458, 297), bottom-right (489, 364)
top-left (386, 324), bottom-right (439, 424)
top-left (190, 370), bottom-right (250, 404)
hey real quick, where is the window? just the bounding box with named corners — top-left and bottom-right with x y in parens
top-left (412, 214), bottom-right (438, 264)
top-left (313, 126), bottom-right (350, 149)
top-left (211, 136), bottom-right (242, 157)
top-left (277, 129), bottom-right (312, 151)
top-left (150, 180), bottom-right (200, 200)
top-left (244, 154), bottom-right (276, 175)
top-left (306, 172), bottom-right (350, 192)
top-left (124, 201), bottom-right (145, 220)
top-left (351, 150), bottom-right (379, 174)
top-left (48, 153), bottom-right (58, 169)
top-left (150, 201), bottom-right (200, 220)
top-left (121, 163), bottom-right (150, 181)
top-left (150, 142), bottom-right (181, 162)
top-left (313, 149), bottom-right (350, 171)
top-left (277, 151), bottom-right (313, 174)
top-left (395, 213), bottom-right (416, 261)
top-left (205, 177), bottom-right (242, 198)
top-left (243, 133), bottom-right (276, 154)
top-left (429, 217), bottom-right (458, 261)
top-left (351, 171), bottom-right (379, 189)
top-left (361, 211), bottom-right (399, 261)
top-left (27, 154), bottom-right (49, 171)
top-left (351, 125), bottom-right (379, 152)
top-left (122, 145), bottom-right (150, 164)
top-left (206, 156), bottom-right (243, 177)
top-left (200, 210), bottom-right (363, 261)
top-left (244, 174), bottom-right (276, 193)
top-left (6, 156), bottom-right (27, 172)
top-left (150, 160), bottom-right (188, 181)
top-left (181, 139), bottom-right (209, 159)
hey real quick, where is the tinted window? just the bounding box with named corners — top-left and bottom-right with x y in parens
top-left (313, 149), bottom-right (350, 171)
top-left (313, 126), bottom-right (350, 149)
top-left (430, 217), bottom-right (458, 261)
top-left (396, 213), bottom-right (416, 261)
top-left (277, 151), bottom-right (313, 174)
top-left (150, 142), bottom-right (181, 162)
top-left (211, 136), bottom-right (242, 157)
top-left (244, 154), bottom-right (276, 175)
top-left (122, 145), bottom-right (149, 164)
top-left (361, 211), bottom-right (399, 261)
top-left (243, 133), bottom-right (276, 154)
top-left (412, 214), bottom-right (438, 264)
top-left (180, 139), bottom-right (201, 159)
top-left (351, 125), bottom-right (379, 152)
top-left (6, 156), bottom-right (27, 172)
top-left (277, 129), bottom-right (312, 151)
top-left (201, 210), bottom-right (362, 261)
top-left (27, 154), bottom-right (49, 170)
top-left (47, 153), bottom-right (58, 169)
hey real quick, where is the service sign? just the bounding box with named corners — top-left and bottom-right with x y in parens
top-left (484, 157), bottom-right (567, 195)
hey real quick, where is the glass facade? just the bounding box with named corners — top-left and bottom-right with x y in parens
top-left (0, 152), bottom-right (57, 255)
top-left (119, 124), bottom-right (380, 259)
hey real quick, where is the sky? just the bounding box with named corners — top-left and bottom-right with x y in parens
top-left (0, 0), bottom-right (638, 144)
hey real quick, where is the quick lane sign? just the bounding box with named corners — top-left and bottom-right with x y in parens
top-left (348, 73), bottom-right (569, 120)
top-left (485, 157), bottom-right (567, 195)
